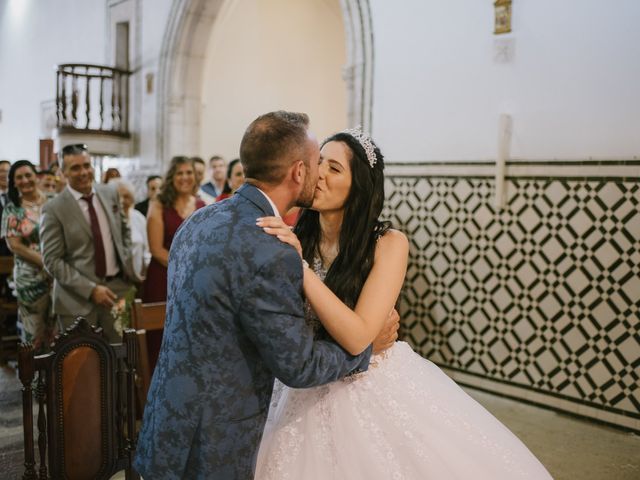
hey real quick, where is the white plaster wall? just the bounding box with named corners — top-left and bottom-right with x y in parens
top-left (138, 0), bottom-right (173, 168)
top-left (0, 0), bottom-right (107, 162)
top-left (198, 0), bottom-right (348, 161)
top-left (0, 0), bottom-right (174, 168)
top-left (371, 0), bottom-right (640, 162)
top-left (4, 0), bottom-right (639, 166)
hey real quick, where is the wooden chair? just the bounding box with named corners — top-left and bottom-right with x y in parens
top-left (131, 299), bottom-right (166, 410)
top-left (18, 317), bottom-right (139, 480)
top-left (0, 256), bottom-right (18, 364)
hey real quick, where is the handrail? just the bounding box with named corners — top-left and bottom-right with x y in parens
top-left (58, 63), bottom-right (133, 73)
top-left (55, 63), bottom-right (132, 137)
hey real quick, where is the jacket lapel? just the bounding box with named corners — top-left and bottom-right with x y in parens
top-left (95, 186), bottom-right (121, 246)
top-left (61, 189), bottom-right (93, 238)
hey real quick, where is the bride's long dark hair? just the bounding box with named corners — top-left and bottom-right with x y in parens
top-left (294, 131), bottom-right (390, 308)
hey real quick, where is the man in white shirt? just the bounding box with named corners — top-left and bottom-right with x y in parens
top-left (40, 144), bottom-right (134, 341)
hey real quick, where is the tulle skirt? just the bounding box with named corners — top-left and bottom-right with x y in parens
top-left (256, 342), bottom-right (552, 480)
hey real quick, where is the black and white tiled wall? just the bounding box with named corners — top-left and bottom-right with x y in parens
top-left (383, 161), bottom-right (640, 431)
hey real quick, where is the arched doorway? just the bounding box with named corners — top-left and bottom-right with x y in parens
top-left (156, 0), bottom-right (373, 167)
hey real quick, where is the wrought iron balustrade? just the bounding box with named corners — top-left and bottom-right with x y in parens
top-left (56, 64), bottom-right (131, 137)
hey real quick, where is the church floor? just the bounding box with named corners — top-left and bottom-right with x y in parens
top-left (1, 364), bottom-right (638, 480)
top-left (465, 387), bottom-right (639, 480)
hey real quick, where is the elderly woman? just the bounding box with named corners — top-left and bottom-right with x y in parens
top-left (1, 160), bottom-right (52, 350)
top-left (111, 179), bottom-right (150, 283)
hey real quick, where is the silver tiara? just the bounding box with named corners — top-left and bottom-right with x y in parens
top-left (341, 125), bottom-right (377, 168)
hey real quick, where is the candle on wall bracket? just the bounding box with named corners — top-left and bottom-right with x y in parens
top-left (494, 0), bottom-right (512, 35)
top-left (495, 114), bottom-right (512, 210)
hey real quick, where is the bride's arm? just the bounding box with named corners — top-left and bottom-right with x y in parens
top-left (258, 216), bottom-right (408, 355)
top-left (303, 230), bottom-right (408, 355)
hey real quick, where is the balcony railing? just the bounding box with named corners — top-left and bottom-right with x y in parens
top-left (56, 64), bottom-right (132, 137)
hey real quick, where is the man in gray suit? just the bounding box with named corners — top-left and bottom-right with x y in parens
top-left (135, 112), bottom-right (397, 479)
top-left (40, 144), bottom-right (134, 342)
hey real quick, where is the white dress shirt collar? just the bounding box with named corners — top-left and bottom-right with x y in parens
top-left (256, 188), bottom-right (281, 218)
top-left (67, 184), bottom-right (96, 200)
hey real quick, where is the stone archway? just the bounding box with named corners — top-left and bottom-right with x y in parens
top-left (156, 0), bottom-right (374, 169)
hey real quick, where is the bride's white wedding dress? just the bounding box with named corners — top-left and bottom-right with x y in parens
top-left (256, 260), bottom-right (553, 479)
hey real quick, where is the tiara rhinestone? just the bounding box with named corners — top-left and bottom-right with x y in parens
top-left (341, 126), bottom-right (377, 168)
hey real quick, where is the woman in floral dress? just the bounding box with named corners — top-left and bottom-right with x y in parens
top-left (1, 160), bottom-right (53, 350)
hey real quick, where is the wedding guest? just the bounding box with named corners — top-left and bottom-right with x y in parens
top-left (191, 156), bottom-right (216, 205)
top-left (49, 161), bottom-right (67, 193)
top-left (0, 160), bottom-right (12, 257)
top-left (0, 160), bottom-right (10, 205)
top-left (135, 175), bottom-right (162, 217)
top-left (113, 179), bottom-right (150, 283)
top-left (1, 160), bottom-right (53, 350)
top-left (102, 167), bottom-right (121, 184)
top-left (215, 158), bottom-right (245, 202)
top-left (40, 144), bottom-right (134, 342)
top-left (200, 155), bottom-right (227, 199)
top-left (141, 156), bottom-right (205, 302)
top-left (37, 169), bottom-right (57, 198)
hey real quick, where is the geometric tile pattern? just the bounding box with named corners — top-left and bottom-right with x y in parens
top-left (383, 177), bottom-right (640, 423)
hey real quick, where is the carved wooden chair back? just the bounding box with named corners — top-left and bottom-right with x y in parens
top-left (18, 317), bottom-right (139, 480)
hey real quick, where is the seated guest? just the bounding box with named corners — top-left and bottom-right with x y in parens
top-left (200, 155), bottom-right (227, 199)
top-left (135, 175), bottom-right (162, 217)
top-left (141, 156), bottom-right (205, 302)
top-left (191, 156), bottom-right (216, 205)
top-left (112, 179), bottom-right (150, 283)
top-left (1, 160), bottom-right (53, 351)
top-left (215, 158), bottom-right (245, 202)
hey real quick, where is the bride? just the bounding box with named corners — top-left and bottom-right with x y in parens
top-left (255, 127), bottom-right (552, 479)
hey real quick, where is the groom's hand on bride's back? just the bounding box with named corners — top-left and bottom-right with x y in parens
top-left (372, 309), bottom-right (400, 354)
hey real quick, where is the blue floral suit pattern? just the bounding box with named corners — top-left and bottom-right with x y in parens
top-left (134, 184), bottom-right (371, 479)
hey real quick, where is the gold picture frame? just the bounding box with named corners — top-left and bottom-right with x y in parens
top-left (494, 0), bottom-right (512, 35)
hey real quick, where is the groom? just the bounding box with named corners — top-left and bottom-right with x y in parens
top-left (134, 111), bottom-right (395, 479)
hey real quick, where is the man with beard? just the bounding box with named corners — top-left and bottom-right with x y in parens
top-left (135, 111), bottom-right (397, 479)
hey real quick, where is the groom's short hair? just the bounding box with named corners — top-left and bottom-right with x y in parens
top-left (240, 111), bottom-right (310, 184)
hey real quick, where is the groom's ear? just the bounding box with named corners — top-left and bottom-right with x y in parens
top-left (291, 160), bottom-right (305, 185)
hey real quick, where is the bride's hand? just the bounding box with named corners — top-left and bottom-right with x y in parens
top-left (257, 216), bottom-right (302, 258)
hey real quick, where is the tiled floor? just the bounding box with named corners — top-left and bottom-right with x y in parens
top-left (465, 388), bottom-right (639, 480)
top-left (2, 365), bottom-right (638, 479)
top-left (0, 365), bottom-right (23, 480)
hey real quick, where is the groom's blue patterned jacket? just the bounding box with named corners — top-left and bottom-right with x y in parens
top-left (134, 184), bottom-right (371, 479)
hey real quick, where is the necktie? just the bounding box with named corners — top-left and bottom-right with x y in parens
top-left (81, 194), bottom-right (107, 278)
